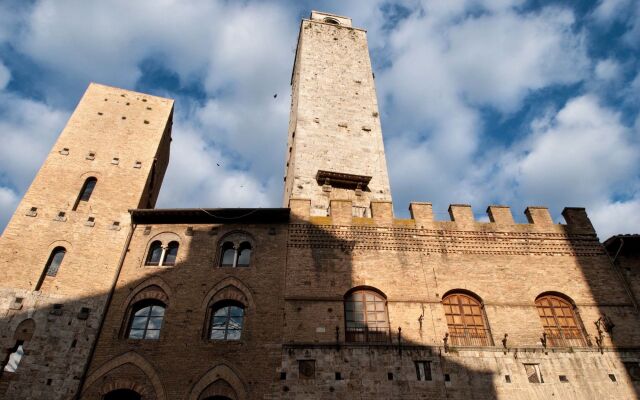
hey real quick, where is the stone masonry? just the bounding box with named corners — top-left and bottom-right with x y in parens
top-left (2, 10), bottom-right (640, 400)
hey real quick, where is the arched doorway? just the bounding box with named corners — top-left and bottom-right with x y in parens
top-left (103, 389), bottom-right (141, 400)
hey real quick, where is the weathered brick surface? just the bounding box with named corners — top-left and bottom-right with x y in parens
top-left (0, 83), bottom-right (173, 399)
top-left (2, 10), bottom-right (640, 400)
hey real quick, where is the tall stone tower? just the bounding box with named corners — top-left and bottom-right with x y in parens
top-left (284, 11), bottom-right (392, 217)
top-left (0, 83), bottom-right (173, 399)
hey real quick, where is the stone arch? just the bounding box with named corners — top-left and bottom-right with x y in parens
top-left (187, 364), bottom-right (247, 400)
top-left (81, 351), bottom-right (166, 400)
top-left (13, 319), bottom-right (36, 342)
top-left (201, 277), bottom-right (255, 311)
top-left (141, 232), bottom-right (183, 268)
top-left (79, 170), bottom-right (103, 180)
top-left (215, 230), bottom-right (256, 267)
top-left (198, 379), bottom-right (237, 400)
top-left (45, 239), bottom-right (73, 252)
top-left (122, 276), bottom-right (172, 313)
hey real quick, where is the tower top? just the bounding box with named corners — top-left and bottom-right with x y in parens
top-left (309, 11), bottom-right (353, 27)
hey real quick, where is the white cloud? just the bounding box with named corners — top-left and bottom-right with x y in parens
top-left (595, 59), bottom-right (622, 81)
top-left (0, 186), bottom-right (18, 233)
top-left (592, 0), bottom-right (632, 23)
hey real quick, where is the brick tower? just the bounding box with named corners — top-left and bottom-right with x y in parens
top-left (284, 11), bottom-right (392, 217)
top-left (0, 83), bottom-right (173, 399)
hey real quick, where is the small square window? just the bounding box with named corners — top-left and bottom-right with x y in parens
top-left (524, 364), bottom-right (544, 384)
top-left (10, 297), bottom-right (23, 310)
top-left (85, 217), bottom-right (95, 227)
top-left (134, 161), bottom-right (142, 169)
top-left (609, 374), bottom-right (617, 382)
top-left (144, 120), bottom-right (150, 124)
top-left (86, 152), bottom-right (95, 160)
top-left (444, 374), bottom-right (451, 382)
top-left (505, 375), bottom-right (511, 383)
top-left (97, 112), bottom-right (103, 116)
top-left (335, 372), bottom-right (342, 380)
top-left (280, 372), bottom-right (286, 380)
top-left (415, 361), bottom-right (432, 381)
top-left (110, 221), bottom-right (121, 231)
top-left (387, 372), bottom-right (394, 381)
top-left (50, 304), bottom-right (63, 316)
top-left (55, 212), bottom-right (67, 222)
top-left (26, 207), bottom-right (37, 217)
top-left (559, 375), bottom-right (568, 382)
top-left (59, 148), bottom-right (69, 155)
top-left (298, 360), bottom-right (315, 379)
top-left (111, 157), bottom-right (120, 165)
top-left (121, 116), bottom-right (126, 120)
top-left (77, 307), bottom-right (91, 320)
top-left (143, 226), bottom-right (152, 235)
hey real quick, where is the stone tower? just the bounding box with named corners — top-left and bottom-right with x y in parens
top-left (284, 11), bottom-right (392, 217)
top-left (0, 83), bottom-right (173, 399)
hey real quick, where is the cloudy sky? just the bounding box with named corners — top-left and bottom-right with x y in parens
top-left (0, 0), bottom-right (638, 240)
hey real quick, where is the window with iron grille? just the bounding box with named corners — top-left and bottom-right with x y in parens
top-left (442, 292), bottom-right (492, 346)
top-left (344, 289), bottom-right (390, 343)
top-left (415, 361), bottom-right (432, 381)
top-left (535, 294), bottom-right (586, 347)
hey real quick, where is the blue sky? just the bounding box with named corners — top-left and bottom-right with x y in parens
top-left (0, 0), bottom-right (638, 240)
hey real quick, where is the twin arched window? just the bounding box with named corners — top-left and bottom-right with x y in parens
top-left (145, 241), bottom-right (179, 267)
top-left (220, 241), bottom-right (252, 268)
top-left (209, 301), bottom-right (245, 340)
top-left (535, 294), bottom-right (586, 347)
top-left (344, 289), bottom-right (389, 343)
top-left (127, 300), bottom-right (166, 340)
top-left (35, 247), bottom-right (66, 291)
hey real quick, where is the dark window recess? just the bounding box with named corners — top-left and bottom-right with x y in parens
top-left (298, 360), bottom-right (316, 379)
top-left (26, 207), bottom-right (37, 217)
top-left (415, 361), bottom-right (432, 381)
top-left (73, 177), bottom-right (97, 210)
top-left (444, 374), bottom-right (451, 382)
top-left (60, 148), bottom-right (69, 155)
top-left (624, 362), bottom-right (640, 382)
top-left (50, 304), bottom-right (63, 316)
top-left (46, 379), bottom-right (52, 386)
top-left (77, 307), bottom-right (91, 320)
top-left (70, 339), bottom-right (77, 349)
top-left (335, 372), bottom-right (342, 380)
top-left (505, 375), bottom-right (511, 383)
top-left (280, 372), bottom-right (287, 380)
top-left (45, 248), bottom-right (66, 277)
top-left (3, 341), bottom-right (25, 373)
top-left (387, 372), bottom-right (393, 381)
top-left (524, 364), bottom-right (543, 384)
top-left (609, 374), bottom-right (617, 382)
top-left (559, 375), bottom-right (569, 382)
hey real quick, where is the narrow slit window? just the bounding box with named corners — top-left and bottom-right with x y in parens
top-left (73, 177), bottom-right (97, 210)
top-left (35, 247), bottom-right (66, 290)
top-left (2, 341), bottom-right (25, 373)
top-left (415, 361), bottom-right (432, 381)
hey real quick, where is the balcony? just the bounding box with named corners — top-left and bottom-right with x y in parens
top-left (448, 327), bottom-right (493, 347)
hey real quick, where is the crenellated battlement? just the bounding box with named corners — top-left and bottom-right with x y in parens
top-left (289, 198), bottom-right (596, 236)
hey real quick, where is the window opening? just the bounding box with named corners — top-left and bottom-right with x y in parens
top-left (298, 360), bottom-right (316, 379)
top-left (415, 361), bottom-right (432, 381)
top-left (73, 177), bottom-right (97, 210)
top-left (210, 302), bottom-right (244, 340)
top-left (344, 289), bottom-right (389, 343)
top-left (128, 301), bottom-right (165, 339)
top-left (220, 242), bottom-right (236, 267)
top-left (536, 295), bottom-right (586, 347)
top-left (442, 292), bottom-right (492, 346)
top-left (236, 242), bottom-right (252, 267)
top-left (163, 241), bottom-right (179, 266)
top-left (2, 341), bottom-right (25, 373)
top-left (524, 363), bottom-right (543, 383)
top-left (35, 247), bottom-right (66, 290)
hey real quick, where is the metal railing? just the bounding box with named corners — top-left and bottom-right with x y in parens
top-left (544, 328), bottom-right (586, 348)
top-left (346, 327), bottom-right (390, 343)
top-left (448, 327), bottom-right (493, 347)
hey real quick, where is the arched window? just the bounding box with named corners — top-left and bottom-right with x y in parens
top-left (536, 294), bottom-right (586, 347)
top-left (73, 177), bottom-right (97, 210)
top-left (442, 292), bottom-right (492, 346)
top-left (324, 17), bottom-right (340, 25)
top-left (236, 242), bottom-right (252, 267)
top-left (145, 241), bottom-right (163, 266)
top-left (104, 389), bottom-right (141, 400)
top-left (220, 242), bottom-right (236, 268)
top-left (344, 289), bottom-right (389, 343)
top-left (210, 301), bottom-right (244, 341)
top-left (127, 301), bottom-right (165, 340)
top-left (163, 241), bottom-right (179, 266)
top-left (35, 247), bottom-right (66, 290)
top-left (145, 240), bottom-right (179, 267)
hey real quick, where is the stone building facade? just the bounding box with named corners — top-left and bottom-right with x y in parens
top-left (1, 10), bottom-right (640, 400)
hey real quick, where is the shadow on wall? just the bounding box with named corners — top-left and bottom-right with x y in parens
top-left (1, 205), bottom-right (640, 399)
